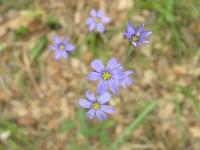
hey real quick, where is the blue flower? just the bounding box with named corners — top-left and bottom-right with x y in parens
top-left (123, 21), bottom-right (152, 47)
top-left (48, 35), bottom-right (76, 60)
top-left (87, 58), bottom-right (123, 95)
top-left (79, 90), bottom-right (114, 120)
top-left (115, 64), bottom-right (133, 89)
top-left (85, 9), bottom-right (111, 33)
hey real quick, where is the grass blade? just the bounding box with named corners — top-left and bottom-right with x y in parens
top-left (176, 85), bottom-right (200, 116)
top-left (109, 101), bottom-right (158, 150)
top-left (29, 35), bottom-right (47, 63)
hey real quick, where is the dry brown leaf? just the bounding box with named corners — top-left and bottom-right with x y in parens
top-left (82, 50), bottom-right (93, 64)
top-left (0, 16), bottom-right (3, 23)
top-left (46, 118), bottom-right (59, 129)
top-left (172, 65), bottom-right (187, 76)
top-left (17, 116), bottom-right (36, 126)
top-left (189, 127), bottom-right (200, 138)
top-left (142, 70), bottom-right (157, 85)
top-left (131, 84), bottom-right (141, 92)
top-left (117, 0), bottom-right (134, 11)
top-left (158, 101), bottom-right (175, 131)
top-left (0, 25), bottom-right (6, 37)
top-left (70, 57), bottom-right (87, 74)
top-left (0, 88), bottom-right (13, 101)
top-left (132, 14), bottom-right (146, 23)
top-left (193, 19), bottom-right (200, 33)
top-left (141, 9), bottom-right (150, 17)
top-left (3, 16), bottom-right (34, 30)
top-left (166, 126), bottom-right (180, 147)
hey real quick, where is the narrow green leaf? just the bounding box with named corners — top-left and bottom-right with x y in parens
top-left (8, 138), bottom-right (23, 150)
top-left (177, 85), bottom-right (200, 116)
top-left (60, 121), bottom-right (75, 131)
top-left (109, 101), bottom-right (158, 150)
top-left (0, 114), bottom-right (30, 145)
top-left (79, 124), bottom-right (89, 137)
top-left (101, 120), bottom-right (115, 129)
top-left (29, 35), bottom-right (47, 62)
top-left (100, 131), bottom-right (110, 145)
top-left (88, 126), bottom-right (100, 136)
top-left (45, 15), bottom-right (59, 26)
top-left (77, 109), bottom-right (85, 122)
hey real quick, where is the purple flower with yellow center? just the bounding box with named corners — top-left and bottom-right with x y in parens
top-left (115, 64), bottom-right (133, 89)
top-left (87, 58), bottom-right (123, 95)
top-left (48, 35), bottom-right (76, 60)
top-left (123, 21), bottom-right (152, 47)
top-left (85, 9), bottom-right (111, 33)
top-left (79, 90), bottom-right (114, 120)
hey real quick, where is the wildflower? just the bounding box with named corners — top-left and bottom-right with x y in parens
top-left (48, 35), bottom-right (76, 60)
top-left (115, 63), bottom-right (133, 89)
top-left (87, 58), bottom-right (123, 95)
top-left (123, 21), bottom-right (152, 47)
top-left (85, 9), bottom-right (111, 33)
top-left (79, 90), bottom-right (114, 120)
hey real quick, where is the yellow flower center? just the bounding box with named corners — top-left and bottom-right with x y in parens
top-left (132, 33), bottom-right (140, 41)
top-left (94, 17), bottom-right (100, 23)
top-left (93, 102), bottom-right (100, 109)
top-left (102, 72), bottom-right (111, 80)
top-left (59, 44), bottom-right (65, 50)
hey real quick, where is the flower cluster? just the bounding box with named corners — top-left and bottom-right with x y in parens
top-left (48, 8), bottom-right (152, 120)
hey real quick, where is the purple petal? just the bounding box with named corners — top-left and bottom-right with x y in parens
top-left (122, 31), bottom-right (132, 39)
top-left (96, 109), bottom-right (107, 120)
top-left (54, 50), bottom-right (62, 60)
top-left (124, 70), bottom-right (133, 76)
top-left (90, 9), bottom-right (97, 17)
top-left (100, 105), bottom-right (114, 113)
top-left (97, 10), bottom-right (104, 17)
top-left (101, 17), bottom-right (110, 23)
top-left (136, 23), bottom-right (144, 34)
top-left (116, 63), bottom-right (123, 70)
top-left (115, 79), bottom-right (120, 85)
top-left (108, 79), bottom-right (118, 94)
top-left (86, 108), bottom-right (95, 119)
top-left (79, 98), bottom-right (92, 108)
top-left (139, 30), bottom-right (152, 40)
top-left (124, 77), bottom-right (132, 84)
top-left (86, 90), bottom-right (96, 102)
top-left (49, 45), bottom-right (57, 50)
top-left (132, 41), bottom-right (139, 47)
top-left (91, 59), bottom-right (105, 73)
top-left (54, 35), bottom-right (61, 44)
top-left (63, 37), bottom-right (69, 44)
top-left (97, 23), bottom-right (104, 33)
top-left (107, 58), bottom-right (117, 71)
top-left (66, 44), bottom-right (76, 51)
top-left (87, 72), bottom-right (102, 81)
top-left (97, 92), bottom-right (111, 104)
top-left (89, 23), bottom-right (96, 32)
top-left (96, 80), bottom-right (107, 95)
top-left (121, 80), bottom-right (126, 89)
top-left (85, 18), bottom-right (94, 25)
top-left (61, 51), bottom-right (68, 59)
top-left (111, 69), bottom-right (123, 80)
top-left (139, 40), bottom-right (150, 44)
top-left (126, 21), bottom-right (135, 34)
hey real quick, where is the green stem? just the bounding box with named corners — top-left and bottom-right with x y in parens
top-left (117, 44), bottom-right (136, 69)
